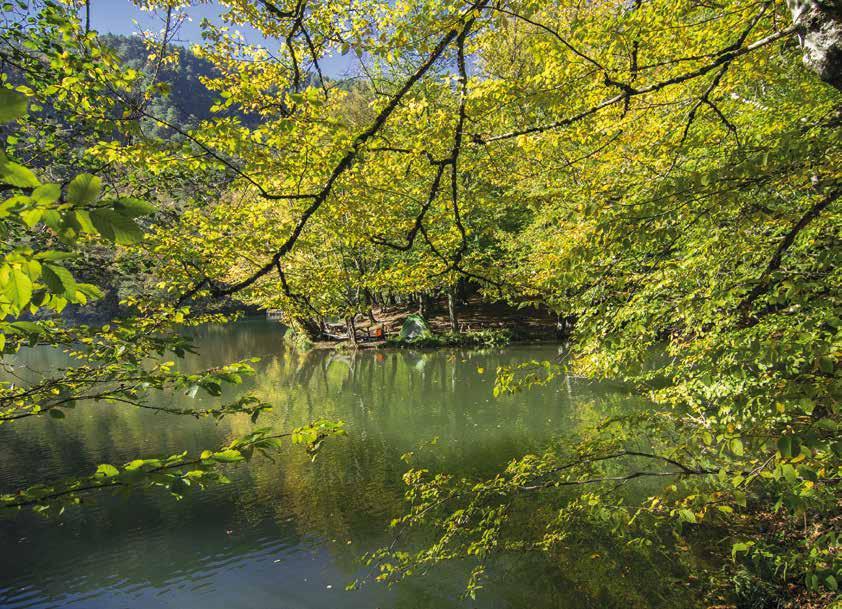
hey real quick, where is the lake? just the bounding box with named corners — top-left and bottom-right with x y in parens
top-left (0, 320), bottom-right (700, 609)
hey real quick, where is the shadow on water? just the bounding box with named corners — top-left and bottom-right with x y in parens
top-left (0, 319), bottom-right (698, 609)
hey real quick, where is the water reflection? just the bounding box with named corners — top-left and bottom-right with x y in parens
top-left (0, 320), bottom-right (696, 608)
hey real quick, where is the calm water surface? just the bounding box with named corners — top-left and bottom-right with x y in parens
top-left (0, 320), bottom-right (698, 609)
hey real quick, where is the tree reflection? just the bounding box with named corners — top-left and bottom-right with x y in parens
top-left (0, 322), bottom-right (696, 608)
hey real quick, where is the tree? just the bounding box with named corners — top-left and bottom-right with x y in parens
top-left (1, 0), bottom-right (839, 605)
top-left (787, 0), bottom-right (842, 90)
top-left (0, 2), bottom-right (344, 513)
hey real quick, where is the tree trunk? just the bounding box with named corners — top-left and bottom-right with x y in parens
top-left (294, 317), bottom-right (322, 341)
top-left (788, 1), bottom-right (842, 91)
top-left (363, 288), bottom-right (378, 323)
top-left (447, 289), bottom-right (458, 332)
top-left (346, 316), bottom-right (358, 347)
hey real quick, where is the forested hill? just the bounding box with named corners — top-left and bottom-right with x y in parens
top-left (100, 34), bottom-right (220, 134)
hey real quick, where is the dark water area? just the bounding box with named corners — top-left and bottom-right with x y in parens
top-left (0, 320), bottom-right (698, 609)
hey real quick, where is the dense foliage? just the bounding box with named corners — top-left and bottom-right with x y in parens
top-left (1, 0), bottom-right (839, 606)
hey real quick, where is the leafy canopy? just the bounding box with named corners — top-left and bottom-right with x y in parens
top-left (1, 0), bottom-right (839, 604)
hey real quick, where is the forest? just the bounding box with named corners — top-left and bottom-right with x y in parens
top-left (0, 1), bottom-right (840, 608)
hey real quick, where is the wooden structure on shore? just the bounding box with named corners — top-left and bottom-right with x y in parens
top-left (266, 309), bottom-right (284, 321)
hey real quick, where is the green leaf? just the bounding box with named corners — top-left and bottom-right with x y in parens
top-left (20, 208), bottom-right (43, 227)
top-left (42, 263), bottom-right (76, 297)
top-left (798, 398), bottom-right (815, 415)
top-left (797, 465), bottom-right (817, 482)
top-left (77, 283), bottom-right (104, 300)
top-left (90, 208), bottom-right (143, 244)
top-left (0, 88), bottom-right (27, 122)
top-left (95, 464), bottom-right (119, 477)
top-left (35, 250), bottom-right (74, 261)
top-left (42, 210), bottom-right (61, 230)
top-left (25, 259), bottom-right (41, 281)
top-left (201, 380), bottom-right (223, 396)
top-left (74, 209), bottom-right (96, 234)
top-left (817, 356), bottom-right (833, 374)
top-left (8, 321), bottom-right (41, 335)
top-left (211, 449), bottom-right (244, 463)
top-left (730, 438), bottom-right (744, 457)
top-left (678, 509), bottom-right (697, 524)
top-left (31, 183), bottom-right (60, 205)
top-left (731, 541), bottom-right (753, 559)
top-left (781, 463), bottom-right (797, 484)
top-left (4, 268), bottom-right (33, 310)
top-left (66, 174), bottom-right (101, 205)
top-left (111, 197), bottom-right (155, 217)
top-left (0, 154), bottom-right (40, 188)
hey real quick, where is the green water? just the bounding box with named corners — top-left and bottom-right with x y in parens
top-left (0, 320), bottom-right (698, 609)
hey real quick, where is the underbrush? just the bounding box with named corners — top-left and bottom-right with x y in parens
top-left (282, 327), bottom-right (314, 351)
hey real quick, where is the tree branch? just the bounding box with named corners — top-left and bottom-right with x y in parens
top-left (739, 186), bottom-right (839, 315)
top-left (479, 26), bottom-right (795, 143)
top-left (180, 0), bottom-right (491, 302)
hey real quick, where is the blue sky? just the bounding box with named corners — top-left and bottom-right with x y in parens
top-left (85, 0), bottom-right (355, 78)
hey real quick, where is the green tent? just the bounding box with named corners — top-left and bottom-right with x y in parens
top-left (398, 314), bottom-right (432, 342)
